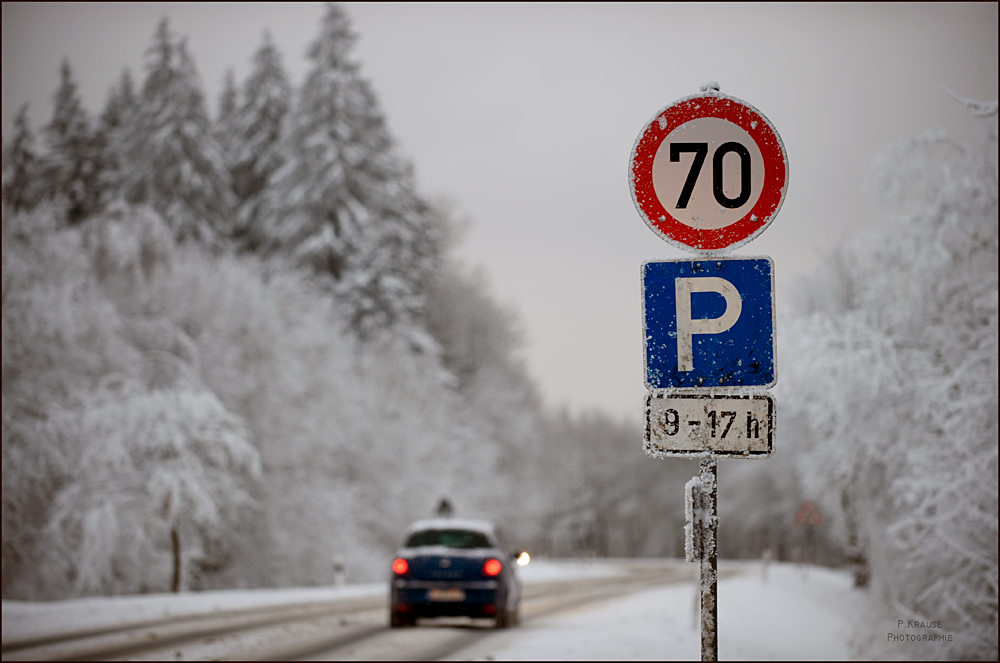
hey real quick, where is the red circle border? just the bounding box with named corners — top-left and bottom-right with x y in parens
top-left (629, 93), bottom-right (788, 253)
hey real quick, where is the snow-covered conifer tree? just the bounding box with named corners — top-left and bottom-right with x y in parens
top-left (43, 60), bottom-right (107, 224)
top-left (214, 69), bottom-right (241, 218)
top-left (1, 105), bottom-right (44, 213)
top-left (122, 20), bottom-right (233, 246)
top-left (214, 69), bottom-right (239, 171)
top-left (101, 69), bottom-right (138, 132)
top-left (97, 69), bottom-right (138, 205)
top-left (225, 35), bottom-right (291, 251)
top-left (217, 69), bottom-right (239, 128)
top-left (267, 5), bottom-right (440, 339)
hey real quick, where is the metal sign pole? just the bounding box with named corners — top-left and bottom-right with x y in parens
top-left (699, 458), bottom-right (718, 662)
top-left (632, 86), bottom-right (786, 663)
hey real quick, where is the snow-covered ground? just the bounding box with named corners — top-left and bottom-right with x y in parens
top-left (3, 560), bottom-right (866, 660)
top-left (1, 583), bottom-right (386, 643)
top-left (473, 561), bottom-right (866, 661)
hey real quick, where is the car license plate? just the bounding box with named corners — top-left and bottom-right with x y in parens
top-left (427, 588), bottom-right (465, 602)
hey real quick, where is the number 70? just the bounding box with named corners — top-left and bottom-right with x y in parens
top-left (670, 142), bottom-right (751, 209)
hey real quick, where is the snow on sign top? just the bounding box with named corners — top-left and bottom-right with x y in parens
top-left (629, 91), bottom-right (788, 253)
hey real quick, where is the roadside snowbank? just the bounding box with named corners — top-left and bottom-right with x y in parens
top-left (1, 583), bottom-right (385, 643)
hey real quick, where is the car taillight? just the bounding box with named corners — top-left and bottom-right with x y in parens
top-left (483, 558), bottom-right (502, 576)
top-left (392, 558), bottom-right (409, 575)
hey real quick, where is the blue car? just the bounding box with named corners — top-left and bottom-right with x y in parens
top-left (389, 518), bottom-right (523, 628)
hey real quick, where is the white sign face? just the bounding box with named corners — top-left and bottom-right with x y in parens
top-left (644, 392), bottom-right (774, 458)
top-left (651, 117), bottom-right (766, 231)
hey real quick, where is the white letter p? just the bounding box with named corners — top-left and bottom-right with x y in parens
top-left (675, 277), bottom-right (742, 372)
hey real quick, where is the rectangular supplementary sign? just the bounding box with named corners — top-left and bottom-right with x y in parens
top-left (644, 392), bottom-right (774, 458)
top-left (642, 257), bottom-right (775, 389)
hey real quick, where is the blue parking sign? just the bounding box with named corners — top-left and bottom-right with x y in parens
top-left (642, 258), bottom-right (775, 389)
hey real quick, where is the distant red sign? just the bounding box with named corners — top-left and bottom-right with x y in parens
top-left (629, 91), bottom-right (788, 253)
top-left (794, 500), bottom-right (822, 527)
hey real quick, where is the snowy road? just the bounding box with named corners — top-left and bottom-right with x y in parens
top-left (2, 560), bottom-right (863, 661)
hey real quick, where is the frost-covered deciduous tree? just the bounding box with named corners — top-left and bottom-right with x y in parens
top-left (122, 20), bottom-right (233, 246)
top-left (2, 203), bottom-right (261, 598)
top-left (416, 201), bottom-right (547, 540)
top-left (43, 60), bottom-right (108, 224)
top-left (2, 202), bottom-right (140, 598)
top-left (783, 103), bottom-right (997, 659)
top-left (266, 4), bottom-right (440, 341)
top-left (44, 383), bottom-right (261, 595)
top-left (425, 261), bottom-right (523, 393)
top-left (1, 105), bottom-right (44, 213)
top-left (532, 408), bottom-right (692, 559)
top-left (716, 425), bottom-right (825, 564)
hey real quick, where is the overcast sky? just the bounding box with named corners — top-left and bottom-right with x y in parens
top-left (3, 3), bottom-right (997, 421)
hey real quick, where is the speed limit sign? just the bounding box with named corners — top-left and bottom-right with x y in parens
top-left (629, 91), bottom-right (788, 253)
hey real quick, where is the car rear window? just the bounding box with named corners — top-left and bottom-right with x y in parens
top-left (405, 529), bottom-right (492, 549)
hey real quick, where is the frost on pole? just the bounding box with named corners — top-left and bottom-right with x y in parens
top-left (684, 476), bottom-right (703, 562)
